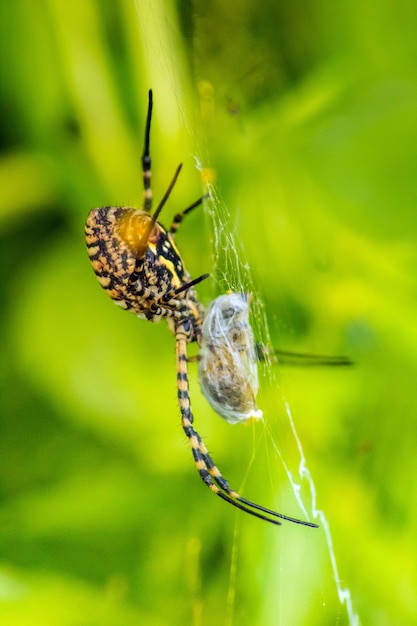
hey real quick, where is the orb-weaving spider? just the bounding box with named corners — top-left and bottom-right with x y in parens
top-left (85, 90), bottom-right (317, 528)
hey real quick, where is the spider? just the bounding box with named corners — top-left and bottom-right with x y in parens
top-left (85, 90), bottom-right (318, 528)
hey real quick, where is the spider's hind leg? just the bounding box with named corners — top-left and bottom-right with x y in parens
top-left (195, 429), bottom-right (318, 527)
top-left (175, 331), bottom-right (318, 528)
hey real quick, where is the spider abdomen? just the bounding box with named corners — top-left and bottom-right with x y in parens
top-left (86, 205), bottom-right (203, 335)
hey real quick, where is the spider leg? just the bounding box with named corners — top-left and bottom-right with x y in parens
top-left (195, 430), bottom-right (318, 527)
top-left (141, 89), bottom-right (153, 212)
top-left (256, 343), bottom-right (353, 367)
top-left (169, 194), bottom-right (209, 235)
top-left (274, 350), bottom-right (354, 367)
top-left (162, 273), bottom-right (210, 303)
top-left (188, 424), bottom-right (285, 525)
top-left (152, 163), bottom-right (183, 225)
top-left (176, 332), bottom-right (318, 528)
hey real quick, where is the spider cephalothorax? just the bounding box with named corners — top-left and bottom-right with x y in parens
top-left (85, 90), bottom-right (317, 528)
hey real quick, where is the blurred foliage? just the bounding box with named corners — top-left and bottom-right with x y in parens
top-left (1, 0), bottom-right (417, 625)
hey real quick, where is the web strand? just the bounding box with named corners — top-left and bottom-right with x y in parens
top-left (197, 156), bottom-right (359, 626)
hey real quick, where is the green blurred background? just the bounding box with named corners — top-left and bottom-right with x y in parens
top-left (1, 1), bottom-right (417, 625)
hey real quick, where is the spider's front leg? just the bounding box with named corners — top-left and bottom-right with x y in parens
top-left (175, 329), bottom-right (318, 527)
top-left (159, 274), bottom-right (208, 340)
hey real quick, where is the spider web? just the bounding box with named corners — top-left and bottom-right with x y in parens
top-left (135, 2), bottom-right (359, 625)
top-left (199, 181), bottom-right (359, 626)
